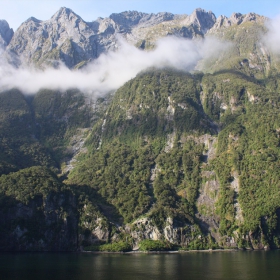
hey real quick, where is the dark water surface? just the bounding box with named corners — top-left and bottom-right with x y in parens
top-left (1, 250), bottom-right (280, 280)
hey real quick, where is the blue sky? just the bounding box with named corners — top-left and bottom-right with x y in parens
top-left (1, 0), bottom-right (280, 30)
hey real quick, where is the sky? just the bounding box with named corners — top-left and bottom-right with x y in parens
top-left (1, 0), bottom-right (280, 30)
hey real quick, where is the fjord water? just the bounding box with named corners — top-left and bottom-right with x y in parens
top-left (1, 251), bottom-right (280, 280)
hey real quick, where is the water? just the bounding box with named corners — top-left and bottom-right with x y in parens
top-left (1, 250), bottom-right (280, 280)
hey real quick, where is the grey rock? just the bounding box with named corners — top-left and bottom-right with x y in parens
top-left (187, 8), bottom-right (216, 34)
top-left (7, 7), bottom-right (117, 68)
top-left (0, 191), bottom-right (78, 251)
top-left (109, 10), bottom-right (148, 31)
top-left (109, 10), bottom-right (175, 31)
top-left (211, 12), bottom-right (265, 30)
top-left (137, 11), bottom-right (175, 27)
top-left (4, 7), bottom-right (264, 69)
top-left (0, 20), bottom-right (13, 48)
top-left (229, 12), bottom-right (244, 25)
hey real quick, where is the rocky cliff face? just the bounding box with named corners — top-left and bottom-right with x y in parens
top-left (211, 12), bottom-right (265, 30)
top-left (0, 166), bottom-right (79, 251)
top-left (6, 7), bottom-right (117, 68)
top-left (2, 7), bottom-right (267, 69)
top-left (0, 191), bottom-right (78, 251)
top-left (0, 20), bottom-right (13, 48)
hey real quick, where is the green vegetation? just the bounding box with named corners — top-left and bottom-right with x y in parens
top-left (200, 69), bottom-right (280, 248)
top-left (205, 21), bottom-right (268, 79)
top-left (0, 89), bottom-right (55, 175)
top-left (32, 89), bottom-right (98, 164)
top-left (68, 69), bottom-right (211, 229)
top-left (212, 99), bottom-right (280, 246)
top-left (84, 241), bottom-right (132, 252)
top-left (0, 166), bottom-right (64, 204)
top-left (2, 66), bottom-right (280, 250)
top-left (0, 166), bottom-right (78, 251)
top-left (0, 88), bottom-right (106, 175)
top-left (97, 69), bottom-right (213, 144)
top-left (139, 239), bottom-right (174, 251)
top-left (2, 17), bottom-right (280, 251)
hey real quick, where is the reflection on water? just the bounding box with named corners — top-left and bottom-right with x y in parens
top-left (1, 251), bottom-right (280, 280)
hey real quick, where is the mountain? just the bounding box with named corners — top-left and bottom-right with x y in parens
top-left (7, 7), bottom-right (107, 68)
top-left (0, 20), bottom-right (13, 48)
top-left (0, 7), bottom-right (280, 252)
top-left (3, 7), bottom-right (274, 80)
top-left (3, 7), bottom-right (260, 69)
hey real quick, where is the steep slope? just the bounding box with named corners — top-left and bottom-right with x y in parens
top-left (4, 7), bottom-right (217, 68)
top-left (202, 13), bottom-right (270, 79)
top-left (0, 89), bottom-right (112, 251)
top-left (0, 89), bottom-right (54, 174)
top-left (199, 71), bottom-right (280, 248)
top-left (32, 89), bottom-right (102, 169)
top-left (1, 68), bottom-right (280, 251)
top-left (6, 7), bottom-right (117, 68)
top-left (0, 166), bottom-right (78, 251)
top-left (65, 68), bottom-right (280, 250)
top-left (66, 69), bottom-right (214, 248)
top-left (0, 20), bottom-right (13, 48)
top-left (0, 88), bottom-right (108, 175)
top-left (0, 8), bottom-right (280, 252)
top-left (118, 8), bottom-right (216, 48)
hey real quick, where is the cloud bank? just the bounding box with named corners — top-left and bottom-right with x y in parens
top-left (0, 36), bottom-right (228, 96)
top-left (263, 15), bottom-right (280, 54)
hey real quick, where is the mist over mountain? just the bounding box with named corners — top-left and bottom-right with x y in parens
top-left (0, 7), bottom-right (280, 252)
top-left (0, 7), bottom-right (274, 96)
top-left (0, 36), bottom-right (230, 95)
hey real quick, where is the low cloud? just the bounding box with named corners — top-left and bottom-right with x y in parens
top-left (0, 36), bottom-right (229, 96)
top-left (263, 15), bottom-right (280, 54)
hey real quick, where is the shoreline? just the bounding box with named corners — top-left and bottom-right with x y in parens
top-left (81, 248), bottom-right (254, 254)
top-left (0, 248), bottom-right (275, 254)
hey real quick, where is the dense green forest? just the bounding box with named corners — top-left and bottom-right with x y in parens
top-left (1, 16), bottom-right (280, 251)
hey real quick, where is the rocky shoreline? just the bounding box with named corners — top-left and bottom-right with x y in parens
top-left (81, 248), bottom-right (268, 254)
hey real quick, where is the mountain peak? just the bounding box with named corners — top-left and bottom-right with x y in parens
top-left (229, 12), bottom-right (243, 25)
top-left (181, 8), bottom-right (216, 34)
top-left (191, 8), bottom-right (216, 21)
top-left (109, 10), bottom-right (147, 27)
top-left (228, 12), bottom-right (266, 25)
top-left (58, 7), bottom-right (73, 14)
top-left (0, 19), bottom-right (12, 30)
top-left (0, 19), bottom-right (14, 47)
top-left (25, 17), bottom-right (41, 23)
top-left (51, 7), bottom-right (81, 21)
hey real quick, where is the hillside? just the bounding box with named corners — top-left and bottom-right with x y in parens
top-left (0, 7), bottom-right (280, 251)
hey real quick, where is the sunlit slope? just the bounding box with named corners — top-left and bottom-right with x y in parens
top-left (68, 69), bottom-right (215, 224)
top-left (200, 71), bottom-right (280, 248)
top-left (1, 7), bottom-right (280, 251)
top-left (202, 16), bottom-right (280, 79)
top-left (67, 68), bottom-right (280, 249)
top-left (0, 68), bottom-right (280, 250)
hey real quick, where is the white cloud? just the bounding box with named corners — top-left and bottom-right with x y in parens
top-left (263, 15), bottom-right (280, 54)
top-left (0, 36), bottom-right (229, 96)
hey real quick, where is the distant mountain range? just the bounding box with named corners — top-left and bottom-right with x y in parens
top-left (0, 7), bottom-right (267, 69)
